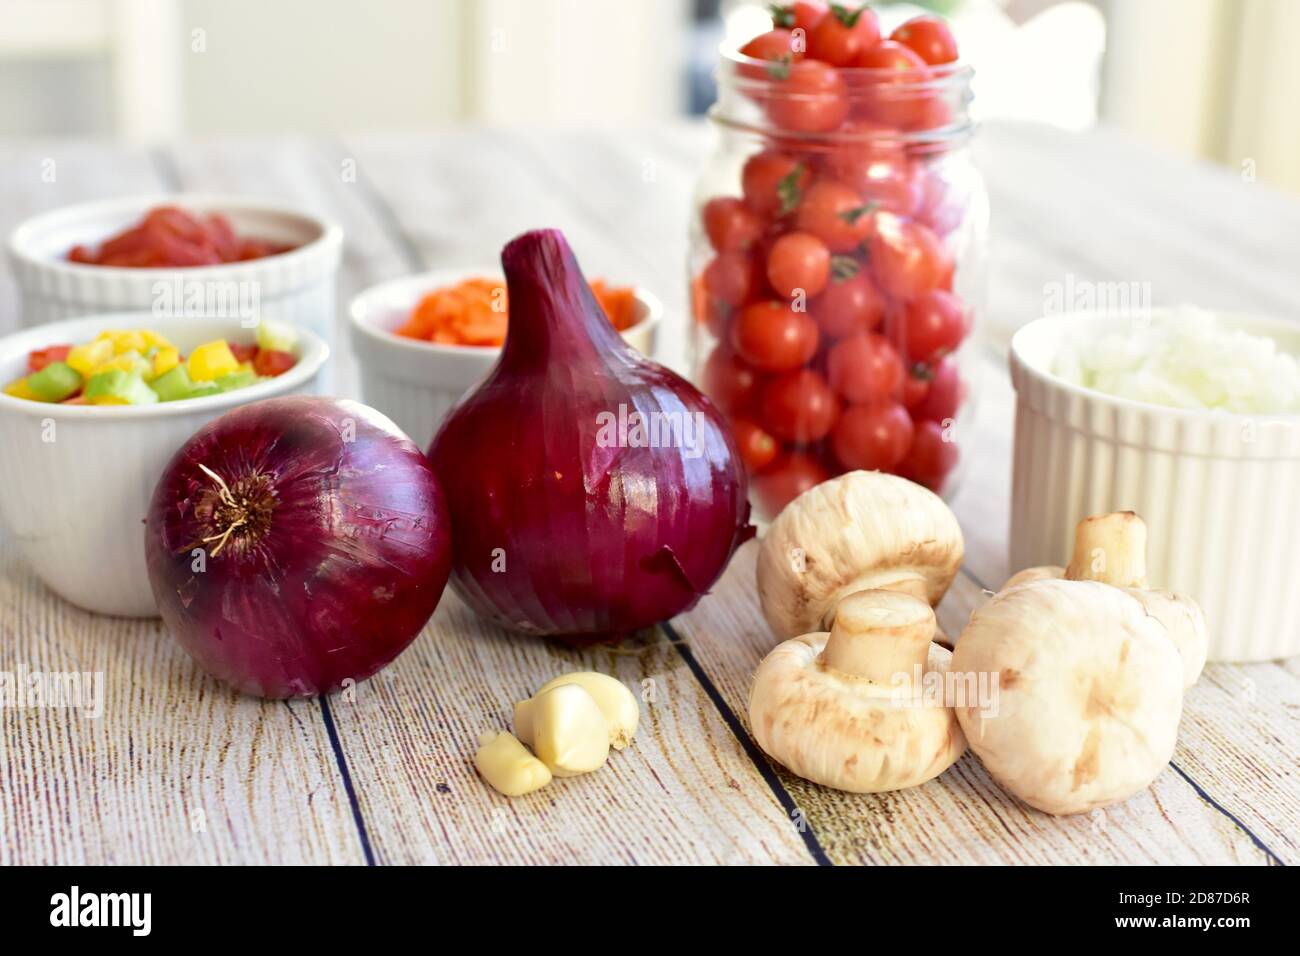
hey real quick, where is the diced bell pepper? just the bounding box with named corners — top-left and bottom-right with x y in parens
top-left (186, 340), bottom-right (240, 382)
top-left (84, 369), bottom-right (158, 405)
top-left (26, 361), bottom-right (82, 402)
top-left (66, 340), bottom-right (115, 378)
top-left (255, 319), bottom-right (299, 354)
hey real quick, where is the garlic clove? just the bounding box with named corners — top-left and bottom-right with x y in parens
top-left (531, 672), bottom-right (639, 749)
top-left (530, 683), bottom-right (611, 777)
top-left (475, 730), bottom-right (552, 797)
top-left (513, 697), bottom-right (536, 748)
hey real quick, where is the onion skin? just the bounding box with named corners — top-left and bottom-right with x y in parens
top-left (430, 229), bottom-right (753, 643)
top-left (146, 396), bottom-right (452, 698)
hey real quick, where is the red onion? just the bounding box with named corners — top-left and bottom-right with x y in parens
top-left (146, 396), bottom-right (452, 698)
top-left (430, 229), bottom-right (753, 642)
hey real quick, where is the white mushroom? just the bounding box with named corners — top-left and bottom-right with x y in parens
top-left (757, 471), bottom-right (964, 640)
top-left (749, 589), bottom-right (966, 793)
top-left (952, 578), bottom-right (1184, 816)
top-left (1004, 512), bottom-right (1207, 688)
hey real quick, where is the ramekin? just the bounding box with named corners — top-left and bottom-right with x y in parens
top-left (349, 268), bottom-right (662, 451)
top-left (1009, 310), bottom-right (1300, 662)
top-left (7, 194), bottom-right (343, 340)
top-left (0, 313), bottom-right (329, 617)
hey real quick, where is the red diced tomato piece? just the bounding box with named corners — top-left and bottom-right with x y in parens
top-left (252, 349), bottom-right (296, 377)
top-left (28, 344), bottom-right (72, 373)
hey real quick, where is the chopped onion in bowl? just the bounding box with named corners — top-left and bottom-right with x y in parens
top-left (1052, 307), bottom-right (1300, 414)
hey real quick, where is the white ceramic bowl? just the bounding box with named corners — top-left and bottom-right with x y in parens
top-left (7, 194), bottom-right (343, 341)
top-left (0, 313), bottom-right (329, 617)
top-left (349, 269), bottom-right (662, 452)
top-left (1009, 309), bottom-right (1300, 661)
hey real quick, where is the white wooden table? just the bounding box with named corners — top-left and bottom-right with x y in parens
top-left (1, 122), bottom-right (1296, 865)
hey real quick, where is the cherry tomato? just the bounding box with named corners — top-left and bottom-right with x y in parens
top-left (765, 59), bottom-right (849, 134)
top-left (731, 417), bottom-right (781, 473)
top-left (890, 15), bottom-right (959, 65)
top-left (901, 419), bottom-right (958, 492)
top-left (253, 348), bottom-right (295, 377)
top-left (903, 290), bottom-right (968, 363)
top-left (771, 1), bottom-right (828, 33)
top-left (731, 300), bottom-right (820, 372)
top-left (761, 369), bottom-right (839, 442)
top-left (826, 331), bottom-right (903, 404)
top-left (812, 268), bottom-right (884, 338)
top-left (739, 28), bottom-right (803, 82)
top-left (702, 197), bottom-right (764, 253)
top-left (807, 3), bottom-right (880, 66)
top-left (901, 364), bottom-right (931, 409)
top-left (753, 452), bottom-right (830, 517)
top-left (869, 214), bottom-right (946, 300)
top-left (855, 37), bottom-right (928, 72)
top-left (766, 231), bottom-right (831, 299)
top-left (702, 346), bottom-right (763, 414)
top-left (229, 342), bottom-right (258, 364)
top-left (912, 355), bottom-right (964, 423)
top-left (742, 150), bottom-right (812, 216)
top-left (794, 179), bottom-right (875, 252)
top-left (855, 39), bottom-right (931, 129)
top-left (825, 130), bottom-right (921, 219)
top-left (27, 345), bottom-right (72, 373)
top-left (831, 401), bottom-right (914, 471)
top-left (703, 251), bottom-right (758, 307)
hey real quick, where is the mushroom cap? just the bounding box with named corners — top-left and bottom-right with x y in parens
top-left (748, 632), bottom-right (966, 794)
top-left (952, 579), bottom-right (1183, 816)
top-left (1127, 589), bottom-right (1207, 689)
top-left (757, 471), bottom-right (964, 639)
top-left (1002, 565), bottom-right (1064, 590)
top-left (1001, 567), bottom-right (1206, 689)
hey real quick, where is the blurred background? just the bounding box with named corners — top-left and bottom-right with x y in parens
top-left (1, 0), bottom-right (1298, 195)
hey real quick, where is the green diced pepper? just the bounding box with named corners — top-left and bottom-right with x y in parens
top-left (149, 364), bottom-right (219, 402)
top-left (214, 370), bottom-right (258, 393)
top-left (26, 361), bottom-right (82, 402)
top-left (84, 369), bottom-right (158, 406)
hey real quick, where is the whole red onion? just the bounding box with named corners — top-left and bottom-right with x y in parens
top-left (146, 396), bottom-right (452, 697)
top-left (430, 229), bottom-right (753, 642)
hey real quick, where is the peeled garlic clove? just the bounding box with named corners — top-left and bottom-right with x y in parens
top-left (513, 697), bottom-right (537, 748)
top-left (475, 730), bottom-right (552, 797)
top-left (530, 684), bottom-right (610, 776)
top-left (530, 672), bottom-right (639, 749)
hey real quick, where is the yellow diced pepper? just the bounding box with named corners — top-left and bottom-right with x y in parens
top-left (101, 351), bottom-right (148, 376)
top-left (140, 329), bottom-right (174, 350)
top-left (97, 329), bottom-right (148, 355)
top-left (186, 340), bottom-right (239, 382)
top-left (3, 377), bottom-right (37, 400)
top-left (152, 347), bottom-right (181, 379)
top-left (66, 340), bottom-right (115, 378)
top-left (238, 360), bottom-right (255, 375)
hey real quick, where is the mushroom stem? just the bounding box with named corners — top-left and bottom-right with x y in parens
top-left (819, 589), bottom-right (936, 685)
top-left (1065, 512), bottom-right (1149, 588)
top-left (820, 572), bottom-right (929, 629)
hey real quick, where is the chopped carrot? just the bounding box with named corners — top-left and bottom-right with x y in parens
top-left (395, 275), bottom-right (638, 347)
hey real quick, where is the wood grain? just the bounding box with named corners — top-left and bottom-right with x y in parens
top-left (0, 545), bottom-right (364, 865)
top-left (0, 125), bottom-right (1297, 864)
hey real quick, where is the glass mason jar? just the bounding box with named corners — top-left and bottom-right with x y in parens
top-left (688, 45), bottom-right (987, 520)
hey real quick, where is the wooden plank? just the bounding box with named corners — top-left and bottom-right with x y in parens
top-left (0, 546), bottom-right (365, 865)
top-left (672, 543), bottom-right (1279, 864)
top-left (326, 592), bottom-right (813, 865)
